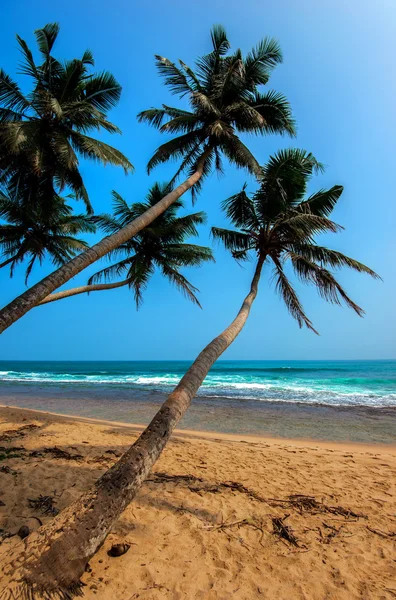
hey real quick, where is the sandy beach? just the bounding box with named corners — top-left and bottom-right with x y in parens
top-left (0, 405), bottom-right (395, 599)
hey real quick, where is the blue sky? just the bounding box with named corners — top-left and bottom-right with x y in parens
top-left (0, 0), bottom-right (395, 360)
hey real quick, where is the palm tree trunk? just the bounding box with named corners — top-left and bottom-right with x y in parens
top-left (0, 254), bottom-right (265, 600)
top-left (39, 278), bottom-right (131, 305)
top-left (0, 153), bottom-right (210, 334)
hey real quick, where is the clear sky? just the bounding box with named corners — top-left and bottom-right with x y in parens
top-left (0, 0), bottom-right (395, 361)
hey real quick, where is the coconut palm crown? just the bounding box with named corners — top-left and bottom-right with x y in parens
top-left (212, 148), bottom-right (379, 333)
top-left (0, 182), bottom-right (96, 283)
top-left (0, 23), bottom-right (133, 212)
top-left (138, 25), bottom-right (295, 199)
top-left (90, 182), bottom-right (214, 307)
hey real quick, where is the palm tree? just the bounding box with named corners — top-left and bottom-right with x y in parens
top-left (0, 182), bottom-right (96, 282)
top-left (0, 24), bottom-right (294, 333)
top-left (39, 183), bottom-right (214, 306)
top-left (0, 150), bottom-right (378, 598)
top-left (0, 22), bottom-right (133, 213)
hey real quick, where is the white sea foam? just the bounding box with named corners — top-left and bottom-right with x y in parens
top-left (1, 367), bottom-right (395, 408)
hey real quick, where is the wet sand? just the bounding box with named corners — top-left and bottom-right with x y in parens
top-left (0, 387), bottom-right (395, 443)
top-left (0, 406), bottom-right (396, 599)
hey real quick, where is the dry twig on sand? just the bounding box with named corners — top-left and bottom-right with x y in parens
top-left (28, 493), bottom-right (60, 516)
top-left (204, 517), bottom-right (267, 547)
top-left (267, 494), bottom-right (366, 519)
top-left (367, 526), bottom-right (396, 539)
top-left (0, 424), bottom-right (40, 443)
top-left (30, 446), bottom-right (83, 461)
top-left (272, 514), bottom-right (299, 547)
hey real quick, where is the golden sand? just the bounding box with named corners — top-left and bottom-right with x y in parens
top-left (0, 406), bottom-right (395, 599)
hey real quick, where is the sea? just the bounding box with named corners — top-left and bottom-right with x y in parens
top-left (0, 360), bottom-right (395, 443)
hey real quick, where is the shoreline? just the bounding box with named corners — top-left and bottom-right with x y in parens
top-left (1, 403), bottom-right (395, 453)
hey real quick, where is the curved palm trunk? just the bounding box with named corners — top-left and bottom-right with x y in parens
top-left (39, 278), bottom-right (131, 305)
top-left (0, 255), bottom-right (265, 599)
top-left (0, 156), bottom-right (209, 334)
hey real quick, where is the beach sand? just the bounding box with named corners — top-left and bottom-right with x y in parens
top-left (0, 406), bottom-right (395, 599)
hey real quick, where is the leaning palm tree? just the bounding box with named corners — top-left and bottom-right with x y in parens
top-left (0, 24), bottom-right (294, 333)
top-left (0, 22), bottom-right (133, 212)
top-left (0, 150), bottom-right (378, 599)
top-left (39, 183), bottom-right (214, 306)
top-left (0, 183), bottom-right (96, 282)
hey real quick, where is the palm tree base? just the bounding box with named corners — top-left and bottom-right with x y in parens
top-left (0, 394), bottom-right (188, 598)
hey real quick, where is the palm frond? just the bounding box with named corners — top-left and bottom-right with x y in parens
top-left (272, 258), bottom-right (318, 333)
top-left (84, 72), bottom-right (122, 111)
top-left (81, 49), bottom-right (94, 66)
top-left (160, 113), bottom-right (202, 134)
top-left (290, 254), bottom-right (365, 316)
top-left (158, 261), bottom-right (202, 307)
top-left (127, 258), bottom-right (155, 309)
top-left (88, 257), bottom-right (133, 285)
top-left (278, 212), bottom-right (343, 238)
top-left (34, 23), bottom-right (60, 58)
top-left (68, 131), bottom-right (133, 173)
top-left (248, 90), bottom-right (296, 135)
top-left (147, 130), bottom-right (205, 174)
top-left (291, 245), bottom-right (380, 279)
top-left (0, 69), bottom-right (30, 113)
top-left (161, 243), bottom-right (214, 267)
top-left (137, 107), bottom-right (167, 129)
top-left (211, 227), bottom-right (252, 251)
top-left (178, 60), bottom-right (202, 92)
top-left (154, 55), bottom-right (193, 97)
top-left (158, 212), bottom-right (207, 243)
top-left (210, 24), bottom-right (230, 56)
top-left (220, 134), bottom-right (261, 177)
top-left (91, 212), bottom-right (120, 235)
top-left (244, 38), bottom-right (283, 87)
top-left (299, 186), bottom-right (344, 217)
top-left (16, 36), bottom-right (41, 81)
top-left (221, 185), bottom-right (259, 228)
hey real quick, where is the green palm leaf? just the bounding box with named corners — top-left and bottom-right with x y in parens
top-left (0, 23), bottom-right (133, 213)
top-left (84, 72), bottom-right (122, 111)
top-left (299, 186), bottom-right (344, 217)
top-left (214, 148), bottom-right (379, 334)
top-left (272, 258), bottom-right (318, 333)
top-left (244, 38), bottom-right (283, 87)
top-left (89, 182), bottom-right (213, 307)
top-left (0, 70), bottom-right (30, 113)
top-left (211, 227), bottom-right (251, 251)
top-left (140, 25), bottom-right (294, 193)
top-left (34, 23), bottom-right (60, 58)
top-left (221, 186), bottom-right (259, 229)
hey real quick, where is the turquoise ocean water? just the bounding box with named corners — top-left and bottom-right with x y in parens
top-left (0, 359), bottom-right (395, 406)
top-left (0, 360), bottom-right (395, 442)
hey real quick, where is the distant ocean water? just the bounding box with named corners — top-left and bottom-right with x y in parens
top-left (0, 360), bottom-right (395, 407)
top-left (0, 360), bottom-right (395, 443)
